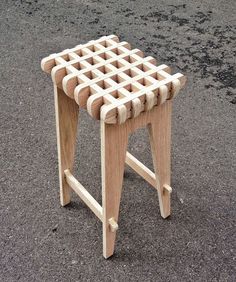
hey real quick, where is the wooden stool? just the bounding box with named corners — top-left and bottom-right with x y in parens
top-left (41, 35), bottom-right (186, 258)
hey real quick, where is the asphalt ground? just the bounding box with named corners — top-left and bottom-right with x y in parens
top-left (0, 0), bottom-right (235, 281)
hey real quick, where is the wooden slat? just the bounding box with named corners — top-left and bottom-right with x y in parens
top-left (64, 169), bottom-right (103, 221)
top-left (100, 73), bottom-right (186, 124)
top-left (41, 35), bottom-right (119, 73)
top-left (125, 152), bottom-right (158, 189)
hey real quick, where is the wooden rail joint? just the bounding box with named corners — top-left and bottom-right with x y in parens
top-left (108, 218), bottom-right (118, 232)
top-left (163, 184), bottom-right (172, 194)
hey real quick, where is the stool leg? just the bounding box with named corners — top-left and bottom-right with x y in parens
top-left (54, 86), bottom-right (79, 206)
top-left (148, 101), bottom-right (172, 218)
top-left (101, 122), bottom-right (128, 259)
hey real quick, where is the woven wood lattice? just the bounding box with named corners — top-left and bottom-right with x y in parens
top-left (41, 35), bottom-right (186, 124)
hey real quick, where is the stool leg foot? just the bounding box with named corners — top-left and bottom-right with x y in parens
top-left (148, 101), bottom-right (172, 218)
top-left (101, 122), bottom-right (128, 258)
top-left (54, 86), bottom-right (79, 206)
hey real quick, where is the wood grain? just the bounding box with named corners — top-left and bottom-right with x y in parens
top-left (101, 121), bottom-right (128, 258)
top-left (54, 86), bottom-right (79, 206)
top-left (148, 101), bottom-right (172, 218)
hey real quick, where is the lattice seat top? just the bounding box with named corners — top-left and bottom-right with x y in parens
top-left (41, 35), bottom-right (186, 124)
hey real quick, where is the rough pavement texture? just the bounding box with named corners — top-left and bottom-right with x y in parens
top-left (0, 0), bottom-right (235, 281)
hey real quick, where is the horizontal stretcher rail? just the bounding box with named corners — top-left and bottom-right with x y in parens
top-left (125, 152), bottom-right (172, 194)
top-left (125, 152), bottom-right (159, 190)
top-left (64, 169), bottom-right (103, 221)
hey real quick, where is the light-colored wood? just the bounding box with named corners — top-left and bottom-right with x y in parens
top-left (42, 35), bottom-right (186, 124)
top-left (63, 47), bottom-right (141, 96)
top-left (100, 74), bottom-right (185, 124)
top-left (101, 104), bottom-right (173, 257)
top-left (148, 101), bottom-right (172, 218)
top-left (42, 35), bottom-right (186, 258)
top-left (41, 35), bottom-right (119, 73)
top-left (54, 86), bottom-right (79, 206)
top-left (54, 86), bottom-right (173, 256)
top-left (125, 151), bottom-right (158, 189)
top-left (108, 218), bottom-right (118, 232)
top-left (163, 184), bottom-right (172, 194)
top-left (101, 121), bottom-right (128, 259)
top-left (64, 169), bottom-right (103, 221)
top-left (145, 91), bottom-right (156, 111)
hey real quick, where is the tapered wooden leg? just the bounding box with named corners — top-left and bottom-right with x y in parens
top-left (101, 122), bottom-right (128, 259)
top-left (148, 101), bottom-right (172, 218)
top-left (54, 86), bottom-right (79, 206)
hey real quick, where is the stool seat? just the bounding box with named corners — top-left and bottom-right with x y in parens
top-left (41, 35), bottom-right (186, 124)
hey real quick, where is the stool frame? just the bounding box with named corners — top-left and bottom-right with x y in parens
top-left (41, 35), bottom-right (186, 258)
top-left (55, 85), bottom-right (172, 258)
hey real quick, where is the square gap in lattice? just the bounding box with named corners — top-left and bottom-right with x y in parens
top-left (137, 78), bottom-right (153, 87)
top-left (96, 66), bottom-right (106, 74)
top-left (73, 49), bottom-right (85, 57)
top-left (60, 54), bottom-right (70, 62)
top-left (84, 57), bottom-right (97, 66)
top-left (109, 60), bottom-right (125, 69)
top-left (96, 80), bottom-right (117, 90)
top-left (123, 69), bottom-right (139, 78)
top-left (124, 84), bottom-right (140, 93)
top-left (83, 71), bottom-right (96, 80)
top-left (69, 62), bottom-right (82, 71)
